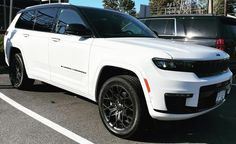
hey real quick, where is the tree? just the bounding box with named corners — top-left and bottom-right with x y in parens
top-left (227, 0), bottom-right (236, 15)
top-left (103, 0), bottom-right (136, 16)
top-left (149, 0), bottom-right (174, 15)
top-left (213, 0), bottom-right (235, 15)
top-left (213, 0), bottom-right (224, 15)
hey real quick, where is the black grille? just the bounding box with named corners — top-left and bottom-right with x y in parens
top-left (193, 59), bottom-right (229, 77)
top-left (198, 80), bottom-right (231, 110)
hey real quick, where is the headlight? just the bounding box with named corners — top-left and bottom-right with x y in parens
top-left (152, 58), bottom-right (194, 72)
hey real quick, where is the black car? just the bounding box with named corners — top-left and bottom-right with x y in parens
top-left (140, 15), bottom-right (236, 73)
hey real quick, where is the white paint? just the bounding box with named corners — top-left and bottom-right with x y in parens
top-left (4, 4), bottom-right (232, 121)
top-left (232, 84), bottom-right (236, 86)
top-left (0, 93), bottom-right (94, 144)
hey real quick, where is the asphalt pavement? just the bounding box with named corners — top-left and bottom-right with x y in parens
top-left (0, 72), bottom-right (236, 144)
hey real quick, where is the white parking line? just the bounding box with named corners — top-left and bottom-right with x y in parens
top-left (232, 84), bottom-right (236, 86)
top-left (0, 93), bottom-right (94, 144)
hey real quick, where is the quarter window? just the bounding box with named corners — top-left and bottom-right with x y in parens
top-left (34, 8), bottom-right (58, 32)
top-left (15, 10), bottom-right (35, 30)
top-left (55, 9), bottom-right (85, 34)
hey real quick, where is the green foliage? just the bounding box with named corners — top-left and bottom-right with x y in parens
top-left (102, 0), bottom-right (136, 16)
top-left (0, 35), bottom-right (3, 53)
top-left (213, 0), bottom-right (224, 15)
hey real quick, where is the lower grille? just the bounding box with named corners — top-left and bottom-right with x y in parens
top-left (198, 80), bottom-right (231, 110)
top-left (162, 80), bottom-right (231, 114)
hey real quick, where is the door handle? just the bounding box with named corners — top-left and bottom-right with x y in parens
top-left (23, 34), bottom-right (29, 37)
top-left (51, 37), bottom-right (60, 42)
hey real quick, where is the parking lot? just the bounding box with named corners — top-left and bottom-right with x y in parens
top-left (0, 71), bottom-right (235, 144)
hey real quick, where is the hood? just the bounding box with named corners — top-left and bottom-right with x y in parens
top-left (105, 38), bottom-right (229, 60)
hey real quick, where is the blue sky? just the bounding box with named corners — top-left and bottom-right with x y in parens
top-left (69, 0), bottom-right (149, 12)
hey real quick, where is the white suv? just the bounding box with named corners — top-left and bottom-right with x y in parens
top-left (4, 4), bottom-right (232, 137)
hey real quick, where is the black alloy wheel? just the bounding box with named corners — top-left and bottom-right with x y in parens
top-left (98, 75), bottom-right (146, 138)
top-left (9, 53), bottom-right (34, 89)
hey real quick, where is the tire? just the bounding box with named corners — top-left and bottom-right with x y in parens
top-left (98, 75), bottom-right (147, 138)
top-left (9, 53), bottom-right (34, 89)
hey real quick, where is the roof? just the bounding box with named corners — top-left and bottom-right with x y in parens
top-left (18, 3), bottom-right (71, 13)
top-left (18, 3), bottom-right (116, 13)
top-left (139, 14), bottom-right (227, 19)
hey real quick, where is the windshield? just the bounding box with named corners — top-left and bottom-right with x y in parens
top-left (80, 7), bottom-right (156, 38)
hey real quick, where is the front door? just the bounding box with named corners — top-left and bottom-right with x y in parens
top-left (49, 8), bottom-right (93, 95)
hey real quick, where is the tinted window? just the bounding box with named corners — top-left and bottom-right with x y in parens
top-left (34, 8), bottom-right (58, 32)
top-left (221, 18), bottom-right (236, 38)
top-left (183, 18), bottom-right (217, 38)
top-left (55, 9), bottom-right (85, 34)
top-left (146, 19), bottom-right (175, 36)
top-left (80, 8), bottom-right (155, 38)
top-left (15, 10), bottom-right (35, 30)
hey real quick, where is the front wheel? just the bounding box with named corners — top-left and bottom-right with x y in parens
top-left (9, 53), bottom-right (34, 89)
top-left (98, 75), bottom-right (146, 138)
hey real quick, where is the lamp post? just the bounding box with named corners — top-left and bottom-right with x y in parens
top-left (9, 0), bottom-right (13, 25)
top-left (208, 0), bottom-right (213, 14)
top-left (224, 0), bottom-right (227, 16)
top-left (3, 0), bottom-right (7, 30)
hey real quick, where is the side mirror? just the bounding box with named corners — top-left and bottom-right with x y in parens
top-left (65, 24), bottom-right (92, 38)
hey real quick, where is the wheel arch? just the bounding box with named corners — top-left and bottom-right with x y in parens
top-left (9, 47), bottom-right (21, 64)
top-left (94, 65), bottom-right (150, 106)
top-left (8, 46), bottom-right (31, 78)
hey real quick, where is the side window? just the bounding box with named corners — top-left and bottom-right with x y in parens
top-left (34, 8), bottom-right (58, 32)
top-left (184, 19), bottom-right (217, 38)
top-left (55, 9), bottom-right (85, 34)
top-left (15, 10), bottom-right (35, 30)
top-left (148, 19), bottom-right (175, 36)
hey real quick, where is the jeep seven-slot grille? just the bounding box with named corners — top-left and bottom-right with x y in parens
top-left (193, 59), bottom-right (229, 77)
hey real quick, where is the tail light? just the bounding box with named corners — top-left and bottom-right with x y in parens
top-left (216, 38), bottom-right (225, 51)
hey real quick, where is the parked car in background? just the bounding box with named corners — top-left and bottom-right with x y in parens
top-left (140, 15), bottom-right (236, 73)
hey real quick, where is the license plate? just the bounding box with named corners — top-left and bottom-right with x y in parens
top-left (216, 90), bottom-right (226, 104)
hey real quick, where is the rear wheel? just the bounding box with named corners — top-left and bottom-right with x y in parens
top-left (98, 75), bottom-right (146, 138)
top-left (9, 53), bottom-right (34, 89)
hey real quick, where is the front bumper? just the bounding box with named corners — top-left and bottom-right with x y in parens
top-left (145, 67), bottom-right (232, 121)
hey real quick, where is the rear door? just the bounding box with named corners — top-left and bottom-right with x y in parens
top-left (26, 8), bottom-right (58, 81)
top-left (49, 8), bottom-right (93, 95)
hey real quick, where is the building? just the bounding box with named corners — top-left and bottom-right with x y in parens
top-left (0, 0), bottom-right (68, 32)
top-left (139, 5), bottom-right (150, 18)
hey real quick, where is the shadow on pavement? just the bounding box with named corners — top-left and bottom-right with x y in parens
top-left (0, 66), bottom-right (8, 74)
top-left (29, 83), bottom-right (97, 104)
top-left (29, 83), bottom-right (65, 93)
top-left (131, 87), bottom-right (236, 144)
